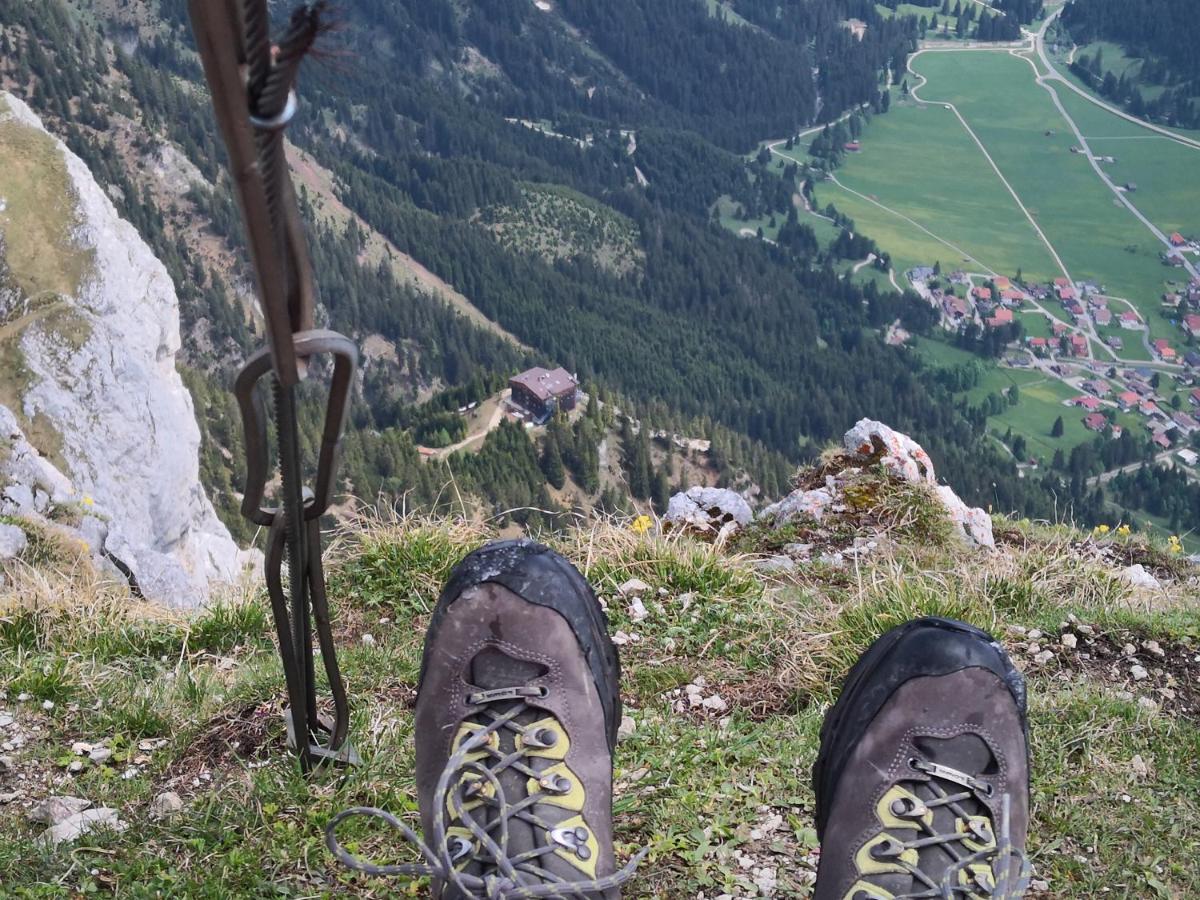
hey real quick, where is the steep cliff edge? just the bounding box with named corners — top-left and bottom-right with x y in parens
top-left (0, 93), bottom-right (251, 606)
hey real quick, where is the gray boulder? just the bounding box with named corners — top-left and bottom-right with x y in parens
top-left (664, 487), bottom-right (752, 537)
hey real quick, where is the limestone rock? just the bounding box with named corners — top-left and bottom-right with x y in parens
top-left (149, 791), bottom-right (184, 820)
top-left (1121, 564), bottom-right (1160, 590)
top-left (0, 94), bottom-right (256, 606)
top-left (28, 796), bottom-right (91, 826)
top-left (761, 487), bottom-right (834, 525)
top-left (617, 578), bottom-right (651, 597)
top-left (37, 808), bottom-right (127, 847)
top-left (844, 418), bottom-right (936, 484)
top-left (0, 522), bottom-right (26, 560)
top-left (664, 486), bottom-right (752, 537)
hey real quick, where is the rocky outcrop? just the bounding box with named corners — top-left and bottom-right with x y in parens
top-left (670, 419), bottom-right (994, 550)
top-left (0, 93), bottom-right (252, 605)
top-left (842, 420), bottom-right (993, 548)
top-left (664, 486), bottom-right (753, 540)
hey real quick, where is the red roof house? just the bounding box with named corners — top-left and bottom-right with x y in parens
top-left (1058, 286), bottom-right (1077, 301)
top-left (1119, 311), bottom-right (1142, 329)
top-left (1190, 388), bottom-right (1200, 406)
top-left (986, 308), bottom-right (1014, 327)
top-left (1084, 413), bottom-right (1108, 431)
top-left (1094, 308), bottom-right (1113, 326)
top-left (1073, 395), bottom-right (1102, 411)
top-left (1069, 334), bottom-right (1088, 357)
top-left (1054, 277), bottom-right (1071, 289)
top-left (1117, 390), bottom-right (1140, 410)
top-left (1170, 232), bottom-right (1187, 247)
top-left (993, 276), bottom-right (1012, 291)
top-left (1184, 314), bottom-right (1200, 337)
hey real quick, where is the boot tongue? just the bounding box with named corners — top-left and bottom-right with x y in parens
top-left (470, 646), bottom-right (547, 690)
top-left (914, 734), bottom-right (996, 774)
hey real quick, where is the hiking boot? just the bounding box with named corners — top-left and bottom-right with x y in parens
top-left (812, 617), bottom-right (1032, 900)
top-left (328, 539), bottom-right (641, 897)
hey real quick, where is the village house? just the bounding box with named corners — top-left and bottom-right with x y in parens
top-left (509, 366), bottom-right (579, 423)
top-left (1140, 399), bottom-right (1162, 417)
top-left (1170, 232), bottom-right (1187, 247)
top-left (1000, 289), bottom-right (1025, 306)
top-left (1163, 292), bottom-right (1182, 309)
top-left (1184, 314), bottom-right (1200, 338)
top-left (1028, 336), bottom-right (1048, 354)
top-left (1119, 311), bottom-right (1143, 330)
top-left (972, 285), bottom-right (993, 302)
top-left (1179, 448), bottom-right (1200, 467)
top-left (1153, 431), bottom-right (1173, 450)
top-left (1068, 334), bottom-right (1088, 357)
top-left (1152, 339), bottom-right (1177, 361)
top-left (1117, 390), bottom-right (1140, 410)
top-left (943, 294), bottom-right (969, 320)
top-left (1093, 307), bottom-right (1113, 326)
top-left (911, 266), bottom-right (935, 282)
top-left (1111, 425), bottom-right (1124, 439)
top-left (1058, 285), bottom-right (1077, 302)
top-left (1082, 379), bottom-right (1109, 396)
top-left (1083, 412), bottom-right (1108, 432)
top-left (1053, 322), bottom-right (1070, 337)
top-left (1191, 388), bottom-right (1200, 407)
top-left (1107, 335), bottom-right (1124, 351)
top-left (1072, 395), bottom-right (1102, 411)
top-left (992, 276), bottom-right (1012, 291)
top-left (986, 308), bottom-right (1013, 328)
top-left (1186, 350), bottom-right (1200, 370)
top-left (1173, 412), bottom-right (1200, 434)
top-left (949, 270), bottom-right (970, 285)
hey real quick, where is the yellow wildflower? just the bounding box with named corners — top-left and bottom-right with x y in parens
top-left (1167, 535), bottom-right (1183, 554)
top-left (630, 515), bottom-right (653, 535)
top-left (82, 495), bottom-right (94, 507)
top-left (1093, 524), bottom-right (1110, 536)
top-left (1116, 524), bottom-right (1131, 537)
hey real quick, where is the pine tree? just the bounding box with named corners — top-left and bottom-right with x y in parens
top-left (540, 433), bottom-right (566, 489)
top-left (1051, 416), bottom-right (1065, 438)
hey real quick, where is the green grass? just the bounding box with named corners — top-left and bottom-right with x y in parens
top-left (1, 501), bottom-right (1197, 896)
top-left (810, 93), bottom-right (1060, 282)
top-left (912, 52), bottom-right (1177, 326)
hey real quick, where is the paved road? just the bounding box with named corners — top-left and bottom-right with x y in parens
top-left (1026, 11), bottom-right (1199, 282)
top-left (1033, 9), bottom-right (1200, 152)
top-left (1088, 449), bottom-right (1178, 487)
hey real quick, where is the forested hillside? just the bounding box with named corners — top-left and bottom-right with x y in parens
top-left (1063, 0), bottom-right (1200, 128)
top-left (0, 0), bottom-right (1103, 536)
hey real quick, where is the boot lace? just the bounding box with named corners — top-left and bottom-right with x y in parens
top-left (848, 756), bottom-right (1033, 900)
top-left (326, 685), bottom-right (646, 898)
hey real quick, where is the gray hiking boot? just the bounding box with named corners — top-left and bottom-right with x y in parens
top-left (328, 539), bottom-right (642, 898)
top-left (811, 617), bottom-right (1032, 900)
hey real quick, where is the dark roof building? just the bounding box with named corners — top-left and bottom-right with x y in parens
top-left (509, 367), bottom-right (579, 422)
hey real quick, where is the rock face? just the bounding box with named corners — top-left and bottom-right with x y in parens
top-left (0, 93), bottom-right (252, 605)
top-left (664, 486), bottom-right (753, 539)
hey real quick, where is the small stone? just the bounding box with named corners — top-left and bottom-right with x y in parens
top-left (617, 715), bottom-right (636, 742)
top-left (1034, 650), bottom-right (1055, 665)
top-left (1027, 629), bottom-right (1043, 641)
top-left (1130, 754), bottom-right (1149, 777)
top-left (1077, 624), bottom-right (1094, 635)
top-left (0, 523), bottom-right (27, 560)
top-left (70, 742), bottom-right (93, 755)
top-left (0, 755), bottom-right (15, 770)
top-left (360, 633), bottom-right (376, 646)
top-left (0, 714), bottom-right (13, 729)
top-left (1130, 664), bottom-right (1149, 681)
top-left (16, 693), bottom-right (31, 702)
top-left (28, 796), bottom-right (91, 826)
top-left (1142, 640), bottom-right (1164, 658)
top-left (1123, 643), bottom-right (1137, 657)
top-left (149, 791), bottom-right (184, 820)
top-left (37, 808), bottom-right (127, 847)
top-left (1061, 633), bottom-right (1078, 650)
top-left (628, 598), bottom-right (648, 623)
top-left (137, 739), bottom-right (167, 752)
top-left (1031, 879), bottom-right (1050, 892)
top-left (0, 791), bottom-right (20, 804)
top-left (1006, 625), bottom-right (1028, 637)
top-left (1027, 642), bottom-right (1041, 655)
top-left (41, 700), bottom-right (54, 711)
top-left (701, 694), bottom-right (728, 713)
top-left (617, 578), bottom-right (651, 598)
top-left (67, 760), bottom-right (84, 774)
top-left (1137, 696), bottom-right (1158, 711)
top-left (88, 747), bottom-right (113, 764)
top-left (120, 767), bottom-right (139, 780)
top-left (1120, 564), bottom-right (1160, 590)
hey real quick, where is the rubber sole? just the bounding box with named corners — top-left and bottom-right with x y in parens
top-left (812, 616), bottom-right (1028, 838)
top-left (418, 539), bottom-right (623, 751)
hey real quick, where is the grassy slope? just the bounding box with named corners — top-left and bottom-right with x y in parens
top-left (1, 476), bottom-right (1198, 897)
top-left (913, 51), bottom-right (1177, 343)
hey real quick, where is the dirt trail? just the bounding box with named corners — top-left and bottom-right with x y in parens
top-left (286, 144), bottom-right (533, 352)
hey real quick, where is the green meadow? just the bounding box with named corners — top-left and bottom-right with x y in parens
top-left (811, 95), bottom-right (1059, 281)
